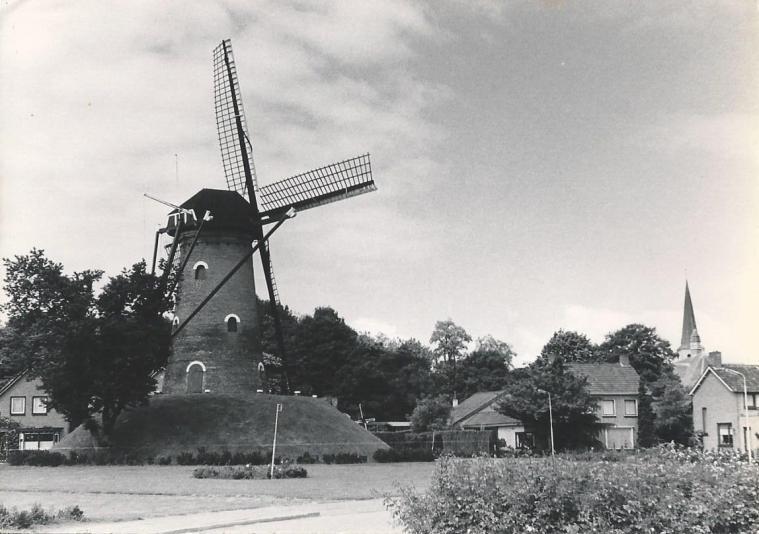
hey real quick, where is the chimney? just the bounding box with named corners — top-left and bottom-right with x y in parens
top-left (452, 398), bottom-right (459, 407)
top-left (708, 351), bottom-right (722, 367)
top-left (619, 354), bottom-right (630, 367)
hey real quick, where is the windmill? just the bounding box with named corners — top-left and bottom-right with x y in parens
top-left (155, 39), bottom-right (376, 396)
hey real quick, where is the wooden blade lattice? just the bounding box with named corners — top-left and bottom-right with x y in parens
top-left (213, 39), bottom-right (258, 198)
top-left (259, 154), bottom-right (375, 220)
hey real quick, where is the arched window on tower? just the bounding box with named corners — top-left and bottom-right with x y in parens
top-left (227, 316), bottom-right (238, 332)
top-left (193, 261), bottom-right (209, 281)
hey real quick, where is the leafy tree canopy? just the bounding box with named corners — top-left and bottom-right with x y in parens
top-left (410, 395), bottom-right (451, 432)
top-left (497, 358), bottom-right (599, 450)
top-left (0, 250), bottom-right (173, 438)
top-left (429, 319), bottom-right (471, 364)
top-left (540, 329), bottom-right (599, 363)
top-left (597, 323), bottom-right (675, 383)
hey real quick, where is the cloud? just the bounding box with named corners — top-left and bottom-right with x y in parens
top-left (0, 0), bottom-right (448, 289)
top-left (349, 316), bottom-right (399, 338)
top-left (632, 113), bottom-right (759, 164)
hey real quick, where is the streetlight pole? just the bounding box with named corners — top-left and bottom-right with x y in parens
top-left (537, 389), bottom-right (555, 459)
top-left (718, 367), bottom-right (753, 464)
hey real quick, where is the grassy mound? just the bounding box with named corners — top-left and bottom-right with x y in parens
top-left (56, 393), bottom-right (388, 460)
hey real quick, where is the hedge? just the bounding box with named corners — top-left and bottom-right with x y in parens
top-left (386, 445), bottom-right (759, 533)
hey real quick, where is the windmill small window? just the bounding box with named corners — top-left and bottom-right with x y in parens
top-left (225, 314), bottom-right (240, 333)
top-left (193, 261), bottom-right (209, 281)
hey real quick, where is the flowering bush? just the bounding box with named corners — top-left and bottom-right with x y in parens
top-left (386, 446), bottom-right (759, 533)
top-left (192, 463), bottom-right (307, 479)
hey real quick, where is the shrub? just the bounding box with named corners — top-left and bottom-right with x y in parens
top-left (386, 447), bottom-right (759, 534)
top-left (0, 502), bottom-right (84, 529)
top-left (157, 455), bottom-right (172, 465)
top-left (296, 452), bottom-right (319, 464)
top-left (176, 451), bottom-right (195, 465)
top-left (323, 452), bottom-right (367, 464)
top-left (7, 450), bottom-right (66, 467)
top-left (192, 464), bottom-right (308, 480)
top-left (373, 448), bottom-right (434, 463)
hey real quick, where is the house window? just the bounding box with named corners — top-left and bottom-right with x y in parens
top-left (624, 399), bottom-right (637, 416)
top-left (746, 393), bottom-right (757, 410)
top-left (516, 432), bottom-right (534, 449)
top-left (717, 423), bottom-right (733, 447)
top-left (601, 400), bottom-right (615, 416)
top-left (10, 396), bottom-right (25, 415)
top-left (32, 397), bottom-right (48, 415)
top-left (701, 407), bottom-right (707, 433)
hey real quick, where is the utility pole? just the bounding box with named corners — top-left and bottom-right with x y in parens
top-left (270, 403), bottom-right (283, 478)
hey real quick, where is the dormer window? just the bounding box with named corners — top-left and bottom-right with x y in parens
top-left (225, 314), bottom-right (240, 333)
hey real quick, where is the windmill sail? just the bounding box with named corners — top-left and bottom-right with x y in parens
top-left (259, 153), bottom-right (375, 220)
top-left (213, 39), bottom-right (258, 198)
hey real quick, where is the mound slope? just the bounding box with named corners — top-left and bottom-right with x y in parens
top-left (56, 393), bottom-right (388, 459)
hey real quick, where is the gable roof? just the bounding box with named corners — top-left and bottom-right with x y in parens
top-left (566, 363), bottom-right (639, 395)
top-left (460, 410), bottom-right (521, 428)
top-left (689, 365), bottom-right (759, 396)
top-left (0, 371), bottom-right (26, 397)
top-left (450, 390), bottom-right (505, 426)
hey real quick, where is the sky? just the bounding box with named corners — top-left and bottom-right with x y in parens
top-left (1, 0), bottom-right (757, 366)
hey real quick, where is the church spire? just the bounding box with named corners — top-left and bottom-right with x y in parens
top-left (678, 281), bottom-right (702, 356)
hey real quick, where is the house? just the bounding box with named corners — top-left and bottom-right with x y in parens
top-left (567, 356), bottom-right (640, 449)
top-left (0, 372), bottom-right (69, 452)
top-left (450, 391), bottom-right (534, 449)
top-left (689, 362), bottom-right (759, 454)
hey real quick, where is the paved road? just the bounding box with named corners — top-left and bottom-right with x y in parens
top-left (34, 499), bottom-right (404, 534)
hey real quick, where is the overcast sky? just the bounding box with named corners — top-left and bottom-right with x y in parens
top-left (1, 1), bottom-right (757, 366)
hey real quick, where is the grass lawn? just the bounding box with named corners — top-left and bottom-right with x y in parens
top-left (0, 463), bottom-right (435, 522)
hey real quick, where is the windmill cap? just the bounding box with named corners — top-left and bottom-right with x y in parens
top-left (166, 188), bottom-right (255, 237)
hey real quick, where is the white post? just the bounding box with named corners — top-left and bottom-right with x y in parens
top-left (548, 392), bottom-right (555, 459)
top-left (270, 403), bottom-right (283, 479)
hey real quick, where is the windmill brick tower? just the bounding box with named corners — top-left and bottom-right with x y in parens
top-left (161, 189), bottom-right (265, 396)
top-left (152, 39), bottom-right (375, 397)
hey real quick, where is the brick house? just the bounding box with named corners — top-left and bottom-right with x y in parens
top-left (689, 363), bottom-right (759, 454)
top-left (567, 356), bottom-right (640, 449)
top-left (0, 372), bottom-right (69, 453)
top-left (450, 391), bottom-right (535, 449)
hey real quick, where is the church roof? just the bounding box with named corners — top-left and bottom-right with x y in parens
top-left (566, 363), bottom-right (640, 395)
top-left (679, 281), bottom-right (698, 351)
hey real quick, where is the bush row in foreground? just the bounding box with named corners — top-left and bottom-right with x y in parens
top-left (386, 446), bottom-right (759, 534)
top-left (0, 503), bottom-right (84, 530)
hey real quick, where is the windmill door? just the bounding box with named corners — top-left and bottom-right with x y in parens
top-left (187, 364), bottom-right (204, 394)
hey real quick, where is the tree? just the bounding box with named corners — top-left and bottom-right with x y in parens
top-left (1, 250), bottom-right (172, 438)
top-left (336, 336), bottom-right (433, 420)
top-left (598, 324), bottom-right (691, 445)
top-left (637, 381), bottom-right (656, 448)
top-left (596, 324), bottom-right (676, 384)
top-left (429, 319), bottom-right (471, 401)
top-left (650, 373), bottom-right (693, 445)
top-left (288, 306), bottom-right (358, 396)
top-left (497, 358), bottom-right (599, 450)
top-left (410, 395), bottom-right (451, 432)
top-left (540, 330), bottom-right (599, 363)
top-left (456, 347), bottom-right (514, 399)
